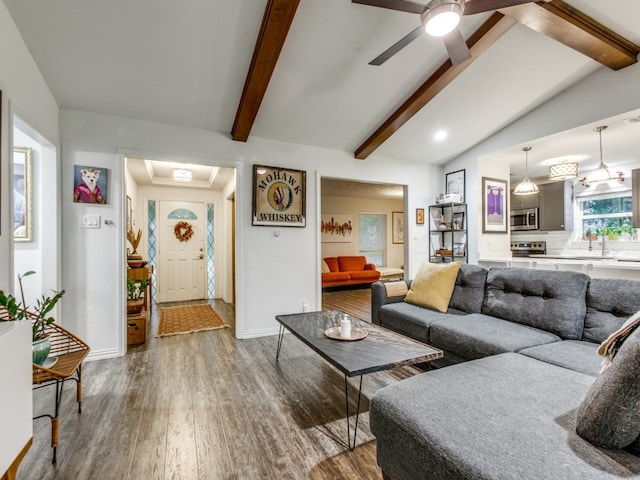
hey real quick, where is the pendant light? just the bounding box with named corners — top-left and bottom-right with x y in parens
top-left (583, 125), bottom-right (622, 186)
top-left (513, 146), bottom-right (539, 195)
top-left (548, 160), bottom-right (579, 181)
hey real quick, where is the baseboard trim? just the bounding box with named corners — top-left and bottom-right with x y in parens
top-left (86, 348), bottom-right (121, 361)
top-left (237, 326), bottom-right (281, 339)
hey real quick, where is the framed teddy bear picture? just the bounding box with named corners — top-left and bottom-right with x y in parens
top-left (73, 165), bottom-right (108, 204)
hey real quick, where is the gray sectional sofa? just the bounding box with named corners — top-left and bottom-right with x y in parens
top-left (369, 265), bottom-right (640, 479)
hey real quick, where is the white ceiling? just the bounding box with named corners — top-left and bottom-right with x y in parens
top-left (4, 0), bottom-right (640, 184)
top-left (126, 157), bottom-right (235, 190)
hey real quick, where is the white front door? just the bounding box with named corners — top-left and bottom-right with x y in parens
top-left (158, 201), bottom-right (206, 303)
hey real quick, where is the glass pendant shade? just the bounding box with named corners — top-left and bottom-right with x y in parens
top-left (548, 162), bottom-right (579, 181)
top-left (422, 1), bottom-right (462, 37)
top-left (513, 146), bottom-right (539, 196)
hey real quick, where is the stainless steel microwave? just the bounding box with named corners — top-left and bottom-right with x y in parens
top-left (510, 208), bottom-right (539, 231)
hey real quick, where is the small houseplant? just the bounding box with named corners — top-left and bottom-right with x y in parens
top-left (127, 276), bottom-right (150, 316)
top-left (0, 271), bottom-right (65, 365)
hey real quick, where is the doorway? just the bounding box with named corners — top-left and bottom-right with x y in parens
top-left (12, 115), bottom-right (59, 306)
top-left (124, 156), bottom-right (236, 310)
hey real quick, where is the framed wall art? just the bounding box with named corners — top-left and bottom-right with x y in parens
top-left (73, 165), bottom-right (108, 204)
top-left (482, 177), bottom-right (508, 233)
top-left (416, 208), bottom-right (425, 225)
top-left (13, 147), bottom-right (33, 242)
top-left (445, 169), bottom-right (465, 202)
top-left (392, 211), bottom-right (404, 244)
top-left (252, 164), bottom-right (306, 227)
top-left (320, 214), bottom-right (353, 243)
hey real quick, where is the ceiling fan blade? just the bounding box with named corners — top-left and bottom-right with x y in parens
top-left (352, 0), bottom-right (425, 15)
top-left (369, 26), bottom-right (424, 65)
top-left (442, 28), bottom-right (471, 65)
top-left (463, 0), bottom-right (534, 15)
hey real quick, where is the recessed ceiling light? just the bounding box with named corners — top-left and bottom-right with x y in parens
top-left (173, 168), bottom-right (192, 182)
top-left (434, 130), bottom-right (448, 142)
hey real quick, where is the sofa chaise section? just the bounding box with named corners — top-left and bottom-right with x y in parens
top-left (370, 353), bottom-right (640, 480)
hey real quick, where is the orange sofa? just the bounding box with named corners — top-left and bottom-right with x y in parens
top-left (322, 256), bottom-right (380, 288)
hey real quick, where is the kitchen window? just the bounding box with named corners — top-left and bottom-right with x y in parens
top-left (579, 193), bottom-right (636, 240)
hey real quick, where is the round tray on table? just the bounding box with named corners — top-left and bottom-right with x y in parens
top-left (324, 326), bottom-right (368, 341)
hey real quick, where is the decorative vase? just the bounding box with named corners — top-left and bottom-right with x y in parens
top-left (127, 298), bottom-right (144, 316)
top-left (127, 250), bottom-right (143, 268)
top-left (33, 336), bottom-right (51, 366)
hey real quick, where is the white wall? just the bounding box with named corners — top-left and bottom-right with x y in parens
top-left (444, 62), bottom-right (640, 262)
top-left (321, 195), bottom-right (404, 267)
top-left (0, 322), bottom-right (32, 476)
top-left (0, 2), bottom-right (59, 292)
top-left (60, 108), bottom-right (440, 355)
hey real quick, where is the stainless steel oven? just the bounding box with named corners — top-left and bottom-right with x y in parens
top-left (510, 208), bottom-right (539, 231)
top-left (511, 241), bottom-right (546, 257)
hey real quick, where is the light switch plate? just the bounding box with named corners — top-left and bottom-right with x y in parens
top-left (81, 215), bottom-right (101, 228)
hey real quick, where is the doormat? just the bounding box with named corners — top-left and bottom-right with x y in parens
top-left (157, 304), bottom-right (230, 337)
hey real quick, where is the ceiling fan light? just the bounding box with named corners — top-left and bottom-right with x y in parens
top-left (173, 168), bottom-right (192, 182)
top-left (422, 2), bottom-right (462, 37)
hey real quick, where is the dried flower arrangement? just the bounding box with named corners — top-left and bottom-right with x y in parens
top-left (127, 228), bottom-right (142, 251)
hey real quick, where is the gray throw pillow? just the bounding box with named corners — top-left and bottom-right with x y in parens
top-left (575, 323), bottom-right (640, 449)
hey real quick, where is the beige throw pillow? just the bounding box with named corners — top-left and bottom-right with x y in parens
top-left (321, 260), bottom-right (330, 273)
top-left (405, 261), bottom-right (461, 313)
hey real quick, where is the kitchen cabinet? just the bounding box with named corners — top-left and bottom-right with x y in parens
top-left (510, 190), bottom-right (539, 210)
top-left (429, 203), bottom-right (467, 264)
top-left (539, 181), bottom-right (573, 231)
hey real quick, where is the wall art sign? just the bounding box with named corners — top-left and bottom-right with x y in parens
top-left (253, 165), bottom-right (306, 227)
top-left (482, 177), bottom-right (508, 233)
top-left (73, 165), bottom-right (108, 204)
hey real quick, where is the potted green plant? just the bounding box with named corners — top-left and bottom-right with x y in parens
top-left (0, 271), bottom-right (65, 365)
top-left (127, 276), bottom-right (150, 316)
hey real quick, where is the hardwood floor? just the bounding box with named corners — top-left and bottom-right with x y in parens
top-left (321, 287), bottom-right (371, 322)
top-left (18, 293), bottom-right (418, 480)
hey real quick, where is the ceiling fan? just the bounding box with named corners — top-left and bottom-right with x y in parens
top-left (353, 0), bottom-right (534, 66)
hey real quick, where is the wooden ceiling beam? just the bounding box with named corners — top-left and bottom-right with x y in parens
top-left (500, 0), bottom-right (639, 71)
top-left (355, 12), bottom-right (516, 160)
top-left (231, 0), bottom-right (300, 142)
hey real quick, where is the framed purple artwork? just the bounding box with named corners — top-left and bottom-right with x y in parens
top-left (482, 177), bottom-right (508, 233)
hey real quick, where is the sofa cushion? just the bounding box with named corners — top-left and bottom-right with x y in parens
top-left (378, 302), bottom-right (466, 345)
top-left (430, 313), bottom-right (560, 361)
top-left (321, 272), bottom-right (350, 283)
top-left (405, 262), bottom-right (461, 313)
top-left (371, 353), bottom-right (639, 480)
top-left (448, 264), bottom-right (488, 314)
top-left (338, 256), bottom-right (366, 271)
top-left (519, 340), bottom-right (601, 377)
top-left (584, 278), bottom-right (640, 343)
top-left (349, 269), bottom-right (380, 281)
top-left (324, 257), bottom-right (339, 272)
top-left (576, 322), bottom-right (640, 449)
top-left (482, 267), bottom-right (589, 340)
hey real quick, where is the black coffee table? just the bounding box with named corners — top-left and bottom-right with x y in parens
top-left (275, 310), bottom-right (442, 449)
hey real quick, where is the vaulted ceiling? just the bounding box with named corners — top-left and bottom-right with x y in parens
top-left (4, 0), bottom-right (640, 178)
